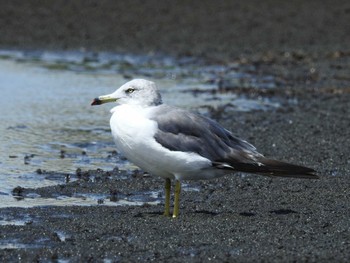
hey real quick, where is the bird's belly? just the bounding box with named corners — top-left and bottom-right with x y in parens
top-left (110, 113), bottom-right (212, 180)
top-left (114, 131), bottom-right (172, 177)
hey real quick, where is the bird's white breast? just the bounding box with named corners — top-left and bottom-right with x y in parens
top-left (109, 105), bottom-right (212, 180)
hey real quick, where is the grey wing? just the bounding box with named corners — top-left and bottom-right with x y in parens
top-left (149, 105), bottom-right (263, 169)
top-left (150, 105), bottom-right (318, 179)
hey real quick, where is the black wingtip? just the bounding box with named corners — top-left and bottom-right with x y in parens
top-left (257, 158), bottom-right (319, 179)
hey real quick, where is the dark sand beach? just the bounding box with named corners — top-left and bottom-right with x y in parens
top-left (1, 1), bottom-right (350, 262)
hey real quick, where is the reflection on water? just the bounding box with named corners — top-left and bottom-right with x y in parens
top-left (0, 50), bottom-right (280, 207)
top-left (0, 191), bottom-right (161, 210)
top-left (0, 59), bottom-right (124, 195)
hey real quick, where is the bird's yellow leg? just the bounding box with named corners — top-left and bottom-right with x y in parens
top-left (172, 180), bottom-right (181, 218)
top-left (163, 178), bottom-right (171, 217)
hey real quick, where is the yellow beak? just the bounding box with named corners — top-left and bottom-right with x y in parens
top-left (91, 95), bottom-right (117, 106)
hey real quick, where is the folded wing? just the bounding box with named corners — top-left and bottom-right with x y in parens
top-left (150, 105), bottom-right (318, 179)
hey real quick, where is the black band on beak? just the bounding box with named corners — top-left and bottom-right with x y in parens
top-left (91, 98), bottom-right (102, 106)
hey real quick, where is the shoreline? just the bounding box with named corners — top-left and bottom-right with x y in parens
top-left (1, 1), bottom-right (350, 261)
top-left (1, 84), bottom-right (349, 261)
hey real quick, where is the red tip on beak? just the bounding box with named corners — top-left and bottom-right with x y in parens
top-left (91, 98), bottom-right (102, 106)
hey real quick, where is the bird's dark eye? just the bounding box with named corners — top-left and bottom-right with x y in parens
top-left (125, 88), bottom-right (135, 94)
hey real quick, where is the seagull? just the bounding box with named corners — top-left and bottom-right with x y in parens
top-left (91, 79), bottom-right (318, 217)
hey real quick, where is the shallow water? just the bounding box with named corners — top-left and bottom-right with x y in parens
top-left (0, 50), bottom-right (280, 208)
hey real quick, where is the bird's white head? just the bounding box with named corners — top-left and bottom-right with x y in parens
top-left (91, 79), bottom-right (162, 107)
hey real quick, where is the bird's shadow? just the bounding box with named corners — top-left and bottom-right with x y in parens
top-left (133, 211), bottom-right (163, 218)
top-left (194, 210), bottom-right (220, 216)
top-left (132, 208), bottom-right (298, 218)
top-left (240, 209), bottom-right (298, 216)
top-left (239, 212), bottom-right (256, 217)
top-left (269, 209), bottom-right (298, 215)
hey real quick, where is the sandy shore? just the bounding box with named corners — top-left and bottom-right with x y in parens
top-left (1, 1), bottom-right (350, 262)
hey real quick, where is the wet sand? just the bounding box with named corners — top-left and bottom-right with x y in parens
top-left (1, 1), bottom-right (350, 262)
